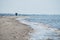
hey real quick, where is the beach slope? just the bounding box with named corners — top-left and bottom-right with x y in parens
top-left (0, 16), bottom-right (32, 40)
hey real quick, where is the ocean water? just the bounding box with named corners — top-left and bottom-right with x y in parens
top-left (24, 15), bottom-right (60, 29)
top-left (17, 15), bottom-right (60, 40)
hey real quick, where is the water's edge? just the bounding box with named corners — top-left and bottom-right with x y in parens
top-left (16, 18), bottom-right (60, 40)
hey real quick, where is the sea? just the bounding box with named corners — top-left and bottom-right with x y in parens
top-left (16, 15), bottom-right (60, 40)
top-left (0, 14), bottom-right (60, 40)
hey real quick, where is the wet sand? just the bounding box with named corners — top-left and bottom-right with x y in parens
top-left (0, 16), bottom-right (33, 40)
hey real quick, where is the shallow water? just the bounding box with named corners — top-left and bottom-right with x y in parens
top-left (16, 15), bottom-right (60, 40)
top-left (24, 15), bottom-right (60, 29)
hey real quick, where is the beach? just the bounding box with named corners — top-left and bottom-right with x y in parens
top-left (0, 16), bottom-right (60, 40)
top-left (0, 16), bottom-right (33, 40)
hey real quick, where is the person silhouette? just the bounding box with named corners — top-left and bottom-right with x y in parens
top-left (15, 13), bottom-right (18, 16)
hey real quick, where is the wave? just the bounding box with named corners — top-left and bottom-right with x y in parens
top-left (16, 18), bottom-right (60, 40)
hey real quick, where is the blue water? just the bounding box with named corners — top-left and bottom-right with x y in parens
top-left (17, 15), bottom-right (60, 40)
top-left (24, 15), bottom-right (60, 29)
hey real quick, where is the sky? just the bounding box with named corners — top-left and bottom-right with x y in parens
top-left (0, 0), bottom-right (60, 14)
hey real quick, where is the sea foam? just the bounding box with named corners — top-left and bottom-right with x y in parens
top-left (16, 18), bottom-right (60, 40)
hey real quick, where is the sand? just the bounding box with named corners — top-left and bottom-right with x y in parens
top-left (0, 16), bottom-right (33, 40)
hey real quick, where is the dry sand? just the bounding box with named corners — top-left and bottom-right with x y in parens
top-left (0, 16), bottom-right (33, 40)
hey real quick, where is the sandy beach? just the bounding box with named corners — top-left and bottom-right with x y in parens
top-left (0, 16), bottom-right (33, 40)
top-left (0, 16), bottom-right (60, 40)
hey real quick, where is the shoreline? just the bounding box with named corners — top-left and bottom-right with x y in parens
top-left (17, 17), bottom-right (60, 40)
top-left (0, 16), bottom-right (33, 40)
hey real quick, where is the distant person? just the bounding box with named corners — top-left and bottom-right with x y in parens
top-left (15, 13), bottom-right (18, 16)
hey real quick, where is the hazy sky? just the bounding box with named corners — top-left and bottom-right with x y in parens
top-left (0, 0), bottom-right (60, 14)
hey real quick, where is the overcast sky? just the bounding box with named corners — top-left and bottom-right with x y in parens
top-left (0, 0), bottom-right (60, 14)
